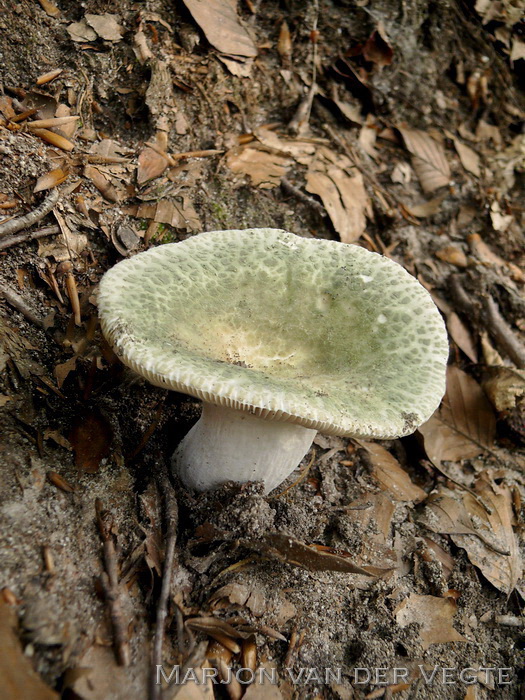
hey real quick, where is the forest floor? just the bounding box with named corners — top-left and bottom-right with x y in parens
top-left (0, 1), bottom-right (524, 699)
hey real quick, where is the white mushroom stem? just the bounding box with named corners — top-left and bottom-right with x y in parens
top-left (172, 403), bottom-right (317, 494)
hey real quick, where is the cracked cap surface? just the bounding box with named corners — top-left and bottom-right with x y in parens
top-left (98, 228), bottom-right (448, 438)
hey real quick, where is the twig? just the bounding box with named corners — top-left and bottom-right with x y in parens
top-left (150, 468), bottom-right (179, 700)
top-left (280, 178), bottom-right (325, 217)
top-left (0, 225), bottom-right (59, 251)
top-left (288, 0), bottom-right (319, 134)
top-left (95, 499), bottom-right (131, 667)
top-left (483, 295), bottom-right (525, 369)
top-left (0, 189), bottom-right (59, 238)
top-left (0, 284), bottom-right (46, 329)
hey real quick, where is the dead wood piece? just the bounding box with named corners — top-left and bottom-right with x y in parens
top-left (483, 295), bottom-right (525, 369)
top-left (0, 189), bottom-right (60, 238)
top-left (95, 499), bottom-right (131, 667)
top-left (0, 284), bottom-right (46, 329)
top-left (150, 469), bottom-right (179, 700)
top-left (0, 225), bottom-right (59, 251)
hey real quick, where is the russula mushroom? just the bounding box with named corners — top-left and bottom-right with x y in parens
top-left (98, 228), bottom-right (448, 493)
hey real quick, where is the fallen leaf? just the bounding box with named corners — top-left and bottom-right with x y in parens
top-left (405, 192), bottom-right (447, 218)
top-left (69, 408), bottom-right (113, 473)
top-left (391, 161), bottom-right (412, 184)
top-left (84, 165), bottom-right (122, 202)
top-left (260, 532), bottom-right (388, 576)
top-left (0, 599), bottom-right (59, 700)
top-left (85, 14), bottom-right (123, 42)
top-left (37, 0), bottom-right (60, 18)
top-left (510, 38), bottom-right (525, 62)
top-left (418, 366), bottom-right (496, 468)
top-left (395, 594), bottom-right (467, 650)
top-left (67, 19), bottom-right (97, 42)
top-left (34, 168), bottom-right (69, 193)
top-left (398, 128), bottom-right (450, 193)
top-left (209, 583), bottom-right (266, 617)
top-left (362, 24), bottom-right (393, 67)
top-left (253, 128), bottom-right (315, 164)
top-left (361, 441), bottom-right (427, 502)
top-left (131, 198), bottom-right (201, 231)
top-left (435, 245), bottom-right (468, 268)
top-left (54, 356), bottom-right (77, 388)
top-left (137, 147), bottom-right (168, 185)
top-left (181, 0), bottom-right (257, 59)
top-left (226, 146), bottom-right (290, 188)
top-left (454, 476), bottom-right (522, 594)
top-left (454, 139), bottom-right (481, 177)
top-left (306, 147), bottom-right (369, 243)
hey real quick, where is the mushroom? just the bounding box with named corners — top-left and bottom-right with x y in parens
top-left (98, 228), bottom-right (448, 493)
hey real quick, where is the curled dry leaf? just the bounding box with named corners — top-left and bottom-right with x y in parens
top-left (209, 583), bottom-right (266, 617)
top-left (34, 168), bottom-right (69, 193)
top-left (260, 532), bottom-right (389, 576)
top-left (362, 24), bottom-right (393, 67)
top-left (395, 594), bottom-right (467, 650)
top-left (360, 441), bottom-right (427, 502)
top-left (418, 366), bottom-right (496, 468)
top-left (306, 147), bottom-right (369, 243)
top-left (398, 128), bottom-right (450, 193)
top-left (84, 165), bottom-right (122, 203)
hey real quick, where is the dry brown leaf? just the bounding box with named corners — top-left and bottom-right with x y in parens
top-left (398, 128), bottom-right (451, 193)
top-left (84, 165), bottom-right (122, 202)
top-left (261, 532), bottom-right (389, 576)
top-left (510, 38), bottom-right (525, 62)
top-left (306, 147), bottom-right (369, 243)
top-left (37, 0), bottom-right (60, 17)
top-left (137, 147), bottom-right (168, 185)
top-left (32, 128), bottom-right (74, 152)
top-left (209, 583), bottom-right (266, 617)
top-left (360, 441), bottom-right (426, 502)
top-left (69, 409), bottom-right (113, 473)
top-left (226, 146), bottom-right (290, 188)
top-left (85, 14), bottom-right (123, 42)
top-left (67, 19), bottom-right (97, 42)
top-left (418, 366), bottom-right (496, 467)
top-left (405, 192), bottom-right (447, 218)
top-left (253, 128), bottom-right (315, 164)
top-left (422, 536), bottom-right (455, 578)
top-left (454, 139), bottom-right (481, 177)
top-left (362, 24), bottom-right (393, 67)
top-left (132, 199), bottom-right (201, 231)
top-left (217, 55), bottom-right (255, 77)
top-left (429, 291), bottom-right (477, 363)
top-left (395, 594), bottom-right (467, 650)
top-left (435, 245), bottom-right (468, 268)
top-left (453, 476), bottom-right (522, 594)
top-left (54, 356), bottom-right (77, 389)
top-left (0, 600), bottom-right (59, 700)
top-left (34, 168), bottom-right (69, 193)
top-left (182, 0), bottom-right (257, 58)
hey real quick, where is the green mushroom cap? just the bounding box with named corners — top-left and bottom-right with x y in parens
top-left (98, 228), bottom-right (448, 438)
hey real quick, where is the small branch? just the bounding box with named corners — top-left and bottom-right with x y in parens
top-left (483, 295), bottom-right (525, 369)
top-left (0, 225), bottom-right (59, 251)
top-left (150, 469), bottom-right (179, 700)
top-left (0, 189), bottom-right (59, 238)
top-left (0, 284), bottom-right (46, 329)
top-left (280, 178), bottom-right (325, 217)
top-left (95, 499), bottom-right (131, 667)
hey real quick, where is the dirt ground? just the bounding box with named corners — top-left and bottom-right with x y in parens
top-left (0, 1), bottom-right (524, 699)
